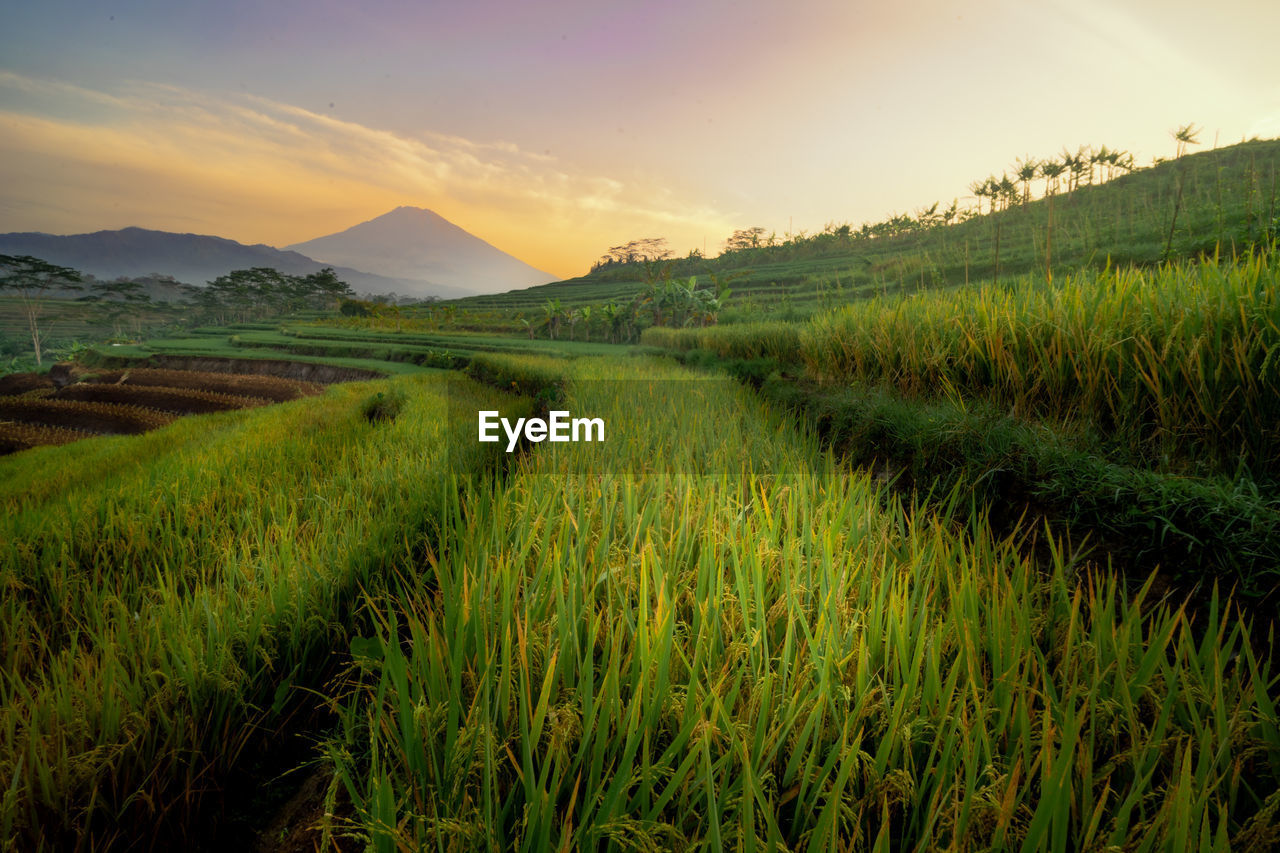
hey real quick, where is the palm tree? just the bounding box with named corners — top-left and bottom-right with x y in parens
top-left (915, 201), bottom-right (940, 229)
top-left (1015, 158), bottom-right (1039, 206)
top-left (985, 176), bottom-right (1002, 212)
top-left (1172, 123), bottom-right (1201, 158)
top-left (997, 174), bottom-right (1018, 212)
top-left (1039, 159), bottom-right (1068, 285)
top-left (1089, 145), bottom-right (1110, 185)
top-left (578, 304), bottom-right (593, 342)
top-left (1066, 147), bottom-right (1089, 192)
top-left (969, 179), bottom-right (990, 216)
top-left (1098, 147), bottom-right (1120, 181)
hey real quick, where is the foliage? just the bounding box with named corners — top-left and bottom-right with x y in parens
top-left (0, 375), bottom-right (522, 846)
top-left (452, 137), bottom-right (1280, 326)
top-left (360, 387), bottom-right (407, 423)
top-left (0, 254), bottom-right (85, 366)
top-left (652, 253), bottom-right (1280, 480)
top-left (324, 357), bottom-right (1280, 852)
top-left (197, 266), bottom-right (354, 323)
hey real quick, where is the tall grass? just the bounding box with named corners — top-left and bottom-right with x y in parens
top-left (801, 254), bottom-right (1280, 477)
top-left (642, 323), bottom-right (802, 363)
top-left (327, 358), bottom-right (1280, 851)
top-left (0, 373), bottom-right (522, 847)
top-left (652, 254), bottom-right (1280, 478)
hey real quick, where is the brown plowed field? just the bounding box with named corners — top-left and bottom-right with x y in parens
top-left (54, 384), bottom-right (271, 414)
top-left (82, 368), bottom-right (323, 402)
top-left (0, 397), bottom-right (175, 436)
top-left (0, 365), bottom-right (328, 455)
top-left (0, 372), bottom-right (53, 396)
top-left (0, 421), bottom-right (94, 454)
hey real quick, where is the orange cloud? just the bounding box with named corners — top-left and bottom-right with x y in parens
top-left (0, 73), bottom-right (733, 278)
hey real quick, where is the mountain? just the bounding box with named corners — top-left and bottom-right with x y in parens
top-left (0, 227), bottom-right (473, 300)
top-left (287, 207), bottom-right (556, 296)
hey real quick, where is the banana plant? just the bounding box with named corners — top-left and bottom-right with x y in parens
top-left (542, 298), bottom-right (564, 339)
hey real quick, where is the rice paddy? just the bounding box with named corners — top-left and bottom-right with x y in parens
top-left (1, 253), bottom-right (1278, 850)
top-left (0, 367), bottom-right (326, 453)
top-left (646, 253), bottom-right (1280, 480)
top-left (323, 357), bottom-right (1280, 852)
top-left (0, 373), bottom-right (524, 847)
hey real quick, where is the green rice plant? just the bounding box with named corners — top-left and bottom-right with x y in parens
top-left (327, 357), bottom-right (1280, 851)
top-left (642, 322), bottom-right (803, 363)
top-left (787, 253), bottom-right (1278, 478)
top-left (0, 372), bottom-right (525, 848)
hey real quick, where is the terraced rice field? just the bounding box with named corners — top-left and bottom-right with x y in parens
top-left (0, 367), bottom-right (325, 454)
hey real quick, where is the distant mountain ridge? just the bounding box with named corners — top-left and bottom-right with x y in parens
top-left (0, 207), bottom-right (556, 300)
top-left (0, 226), bottom-right (474, 299)
top-left (287, 206), bottom-right (556, 296)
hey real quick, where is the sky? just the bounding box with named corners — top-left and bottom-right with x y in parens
top-left (1, 0), bottom-right (1278, 279)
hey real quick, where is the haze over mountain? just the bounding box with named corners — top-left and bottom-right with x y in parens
top-left (0, 227), bottom-right (474, 300)
top-left (287, 207), bottom-right (557, 296)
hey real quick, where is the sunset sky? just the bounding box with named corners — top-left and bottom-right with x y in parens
top-left (1, 0), bottom-right (1277, 279)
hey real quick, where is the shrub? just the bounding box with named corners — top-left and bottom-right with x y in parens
top-left (360, 387), bottom-right (406, 423)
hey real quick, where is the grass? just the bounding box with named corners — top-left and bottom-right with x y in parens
top-left (755, 375), bottom-right (1280, 594)
top-left (647, 253), bottom-right (1280, 482)
top-left (322, 357), bottom-right (1280, 852)
top-left (85, 340), bottom-right (432, 375)
top-left (83, 323), bottom-right (628, 380)
top-left (448, 138), bottom-right (1280, 321)
top-left (3, 136), bottom-right (1279, 853)
top-left (0, 372), bottom-right (527, 848)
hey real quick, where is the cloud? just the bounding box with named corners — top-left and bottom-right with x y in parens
top-left (0, 72), bottom-right (732, 275)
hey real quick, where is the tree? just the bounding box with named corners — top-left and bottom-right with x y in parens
top-left (1015, 157), bottom-right (1039, 206)
top-left (969, 179), bottom-right (991, 216)
top-left (1039, 159), bottom-right (1068, 285)
top-left (724, 227), bottom-right (768, 252)
top-left (340, 298), bottom-right (372, 317)
top-left (599, 302), bottom-right (620, 343)
top-left (299, 267), bottom-right (354, 310)
top-left (591, 237), bottom-right (672, 271)
top-left (1039, 158), bottom-right (1067, 196)
top-left (83, 278), bottom-right (151, 337)
top-left (1065, 147), bottom-right (1090, 192)
top-left (915, 201), bottom-right (940, 229)
top-left (1090, 145), bottom-right (1111, 184)
top-left (542, 298), bottom-right (563, 340)
top-left (997, 174), bottom-right (1019, 211)
top-left (1172, 123), bottom-right (1201, 159)
top-left (0, 254), bottom-right (84, 366)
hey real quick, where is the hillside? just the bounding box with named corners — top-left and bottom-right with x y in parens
top-left (449, 138), bottom-right (1280, 317)
top-left (0, 227), bottom-right (473, 300)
